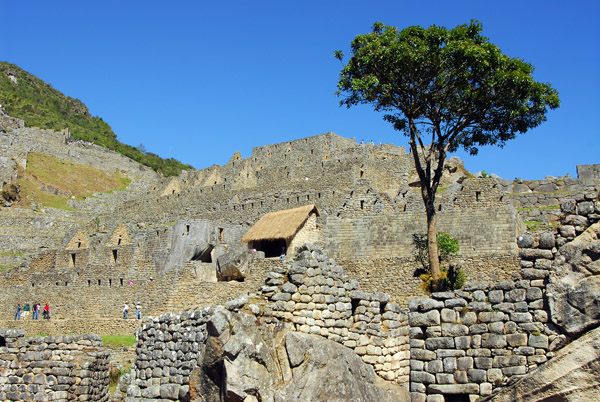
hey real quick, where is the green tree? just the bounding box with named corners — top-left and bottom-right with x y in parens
top-left (335, 21), bottom-right (559, 285)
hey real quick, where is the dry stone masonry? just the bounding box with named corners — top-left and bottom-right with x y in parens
top-left (0, 329), bottom-right (110, 402)
top-left (261, 245), bottom-right (410, 384)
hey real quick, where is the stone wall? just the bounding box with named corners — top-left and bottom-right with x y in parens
top-left (0, 329), bottom-right (110, 401)
top-left (495, 172), bottom-right (600, 229)
top-left (261, 246), bottom-right (411, 385)
top-left (0, 318), bottom-right (139, 337)
top-left (408, 191), bottom-right (599, 401)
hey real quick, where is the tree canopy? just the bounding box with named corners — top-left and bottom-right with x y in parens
top-left (335, 20), bottom-right (559, 282)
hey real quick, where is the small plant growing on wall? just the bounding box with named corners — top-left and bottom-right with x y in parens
top-left (413, 232), bottom-right (465, 292)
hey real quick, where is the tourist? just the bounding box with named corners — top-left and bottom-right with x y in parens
top-left (23, 302), bottom-right (30, 319)
top-left (14, 303), bottom-right (21, 320)
top-left (135, 303), bottom-right (142, 319)
top-left (123, 302), bottom-right (129, 319)
top-left (43, 303), bottom-right (50, 320)
top-left (32, 302), bottom-right (39, 320)
top-left (280, 247), bottom-right (286, 260)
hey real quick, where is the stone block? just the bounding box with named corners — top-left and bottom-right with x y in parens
top-left (426, 337), bottom-right (455, 350)
top-left (493, 355), bottom-right (526, 368)
top-left (488, 322), bottom-right (505, 334)
top-left (501, 365), bottom-right (527, 376)
top-left (474, 357), bottom-right (493, 369)
top-left (410, 371), bottom-right (435, 384)
top-left (411, 349), bottom-right (437, 361)
top-left (488, 290), bottom-right (504, 304)
top-left (409, 310), bottom-right (440, 326)
top-left (507, 333), bottom-right (528, 347)
top-left (511, 312), bottom-right (533, 323)
top-left (487, 368), bottom-right (502, 384)
top-left (479, 311), bottom-right (505, 323)
top-left (482, 334), bottom-right (506, 348)
top-left (445, 298), bottom-right (467, 308)
top-left (425, 359), bottom-right (443, 374)
top-left (455, 336), bottom-right (471, 350)
top-left (459, 311), bottom-right (478, 326)
top-left (441, 323), bottom-right (469, 337)
top-left (519, 248), bottom-right (553, 260)
top-left (409, 298), bottom-right (445, 312)
top-left (457, 357), bottom-right (473, 370)
top-left (469, 324), bottom-right (488, 334)
top-left (454, 370), bottom-right (468, 383)
top-left (440, 308), bottom-right (457, 323)
top-left (443, 357), bottom-right (457, 373)
top-left (526, 287), bottom-right (543, 301)
top-left (528, 334), bottom-right (549, 349)
top-left (522, 269), bottom-right (550, 280)
top-left (426, 395), bottom-right (445, 402)
top-left (436, 373), bottom-right (455, 385)
top-left (436, 349), bottom-right (466, 358)
top-left (427, 384), bottom-right (479, 394)
top-left (468, 368), bottom-right (487, 383)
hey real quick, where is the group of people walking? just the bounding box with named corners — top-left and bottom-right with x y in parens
top-left (14, 302), bottom-right (50, 320)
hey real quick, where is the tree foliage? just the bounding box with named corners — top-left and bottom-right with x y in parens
top-left (0, 62), bottom-right (193, 177)
top-left (336, 20), bottom-right (559, 282)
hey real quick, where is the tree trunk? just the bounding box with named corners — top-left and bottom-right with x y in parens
top-left (426, 203), bottom-right (441, 281)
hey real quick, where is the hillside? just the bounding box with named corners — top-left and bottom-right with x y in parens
top-left (0, 61), bottom-right (193, 177)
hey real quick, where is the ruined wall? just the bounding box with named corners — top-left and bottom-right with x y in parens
top-left (0, 329), bottom-right (110, 402)
top-left (496, 171), bottom-right (600, 229)
top-left (262, 247), bottom-right (411, 385)
top-left (408, 192), bottom-right (599, 402)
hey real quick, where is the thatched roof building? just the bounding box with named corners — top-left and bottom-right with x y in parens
top-left (242, 204), bottom-right (321, 257)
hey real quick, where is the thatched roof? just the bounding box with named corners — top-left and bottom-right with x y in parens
top-left (241, 204), bottom-right (320, 243)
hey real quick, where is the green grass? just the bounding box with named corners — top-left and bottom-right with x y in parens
top-left (17, 153), bottom-right (134, 210)
top-left (101, 335), bottom-right (136, 349)
top-left (0, 252), bottom-right (26, 256)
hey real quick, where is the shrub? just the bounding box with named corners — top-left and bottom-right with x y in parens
top-left (413, 232), bottom-right (465, 292)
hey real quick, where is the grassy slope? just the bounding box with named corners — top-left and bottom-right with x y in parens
top-left (0, 61), bottom-right (193, 177)
top-left (18, 152), bottom-right (131, 210)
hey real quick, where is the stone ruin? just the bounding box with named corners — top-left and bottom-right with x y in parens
top-left (0, 123), bottom-right (599, 401)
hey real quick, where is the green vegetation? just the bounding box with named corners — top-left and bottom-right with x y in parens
top-left (413, 232), bottom-right (466, 292)
top-left (17, 153), bottom-right (132, 210)
top-left (109, 363), bottom-right (131, 394)
top-left (101, 335), bottom-right (136, 348)
top-left (336, 20), bottom-right (559, 282)
top-left (0, 62), bottom-right (193, 177)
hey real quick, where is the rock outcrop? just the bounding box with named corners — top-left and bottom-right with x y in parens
top-left (188, 307), bottom-right (408, 402)
top-left (484, 325), bottom-right (600, 401)
top-left (547, 222), bottom-right (600, 337)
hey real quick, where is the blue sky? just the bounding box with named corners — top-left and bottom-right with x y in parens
top-left (2, 0), bottom-right (598, 180)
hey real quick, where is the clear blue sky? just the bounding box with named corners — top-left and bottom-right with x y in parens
top-left (2, 0), bottom-right (598, 180)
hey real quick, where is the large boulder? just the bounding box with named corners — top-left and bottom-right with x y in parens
top-left (547, 222), bottom-right (600, 337)
top-left (483, 325), bottom-right (600, 401)
top-left (216, 250), bottom-right (252, 281)
top-left (189, 307), bottom-right (408, 402)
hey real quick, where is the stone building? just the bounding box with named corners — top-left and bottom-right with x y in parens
top-left (241, 204), bottom-right (322, 257)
